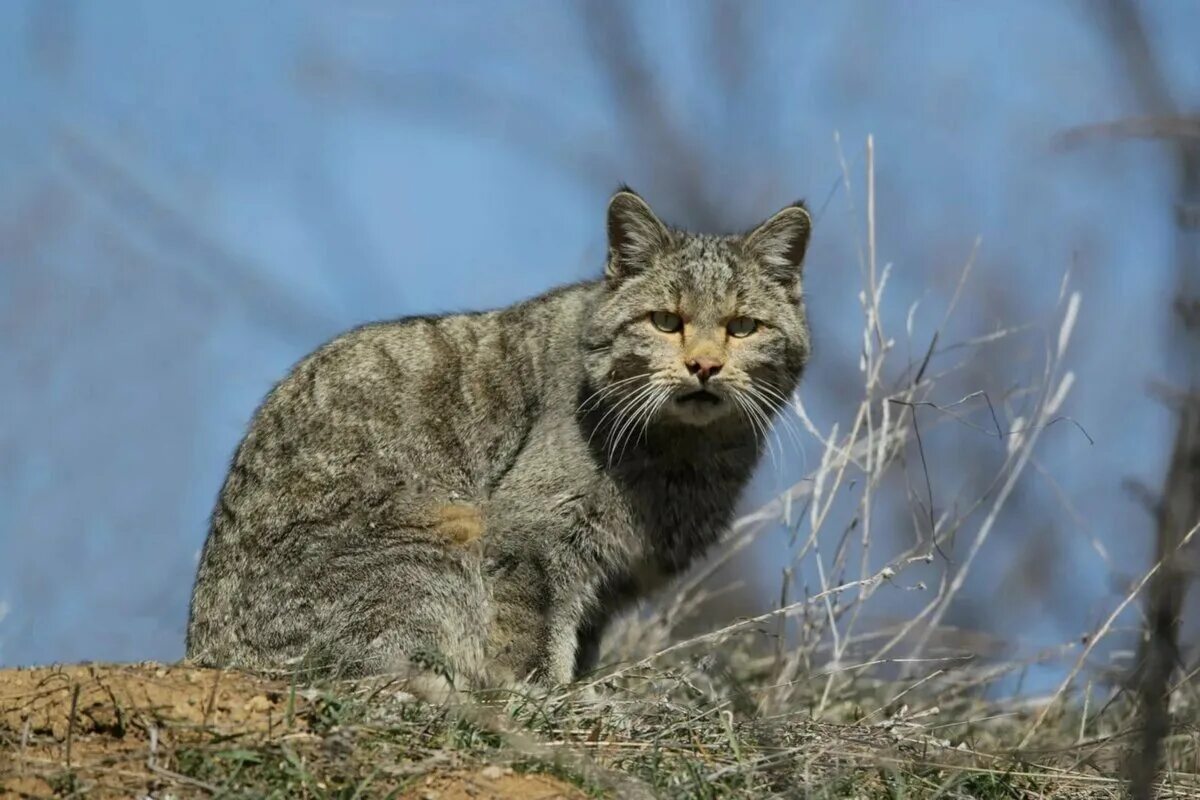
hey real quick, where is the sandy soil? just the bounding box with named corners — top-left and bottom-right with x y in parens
top-left (0, 662), bottom-right (582, 799)
top-left (0, 661), bottom-right (306, 798)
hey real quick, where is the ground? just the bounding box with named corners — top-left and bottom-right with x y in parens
top-left (0, 661), bottom-right (1193, 798)
top-left (0, 663), bottom-right (588, 799)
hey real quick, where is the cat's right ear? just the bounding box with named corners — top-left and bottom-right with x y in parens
top-left (605, 188), bottom-right (669, 281)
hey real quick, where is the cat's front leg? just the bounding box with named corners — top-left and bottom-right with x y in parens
top-left (484, 499), bottom-right (603, 686)
top-left (486, 557), bottom-right (586, 686)
top-left (540, 520), bottom-right (621, 686)
top-left (542, 586), bottom-right (590, 685)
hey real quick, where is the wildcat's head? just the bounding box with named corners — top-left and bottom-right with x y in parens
top-left (582, 187), bottom-right (812, 444)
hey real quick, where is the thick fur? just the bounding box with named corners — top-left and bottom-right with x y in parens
top-left (186, 189), bottom-right (813, 693)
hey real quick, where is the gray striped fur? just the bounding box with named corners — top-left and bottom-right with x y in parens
top-left (185, 189), bottom-right (813, 694)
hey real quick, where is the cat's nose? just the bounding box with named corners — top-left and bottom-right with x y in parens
top-left (685, 356), bottom-right (723, 383)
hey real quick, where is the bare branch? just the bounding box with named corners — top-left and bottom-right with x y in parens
top-left (1053, 116), bottom-right (1200, 151)
top-left (1088, 2), bottom-right (1200, 797)
top-left (579, 0), bottom-right (724, 229)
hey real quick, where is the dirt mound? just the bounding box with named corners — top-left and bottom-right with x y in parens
top-left (0, 662), bottom-right (584, 799)
top-left (0, 662), bottom-right (306, 798)
top-left (0, 661), bottom-right (302, 738)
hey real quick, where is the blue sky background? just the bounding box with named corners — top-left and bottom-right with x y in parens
top-left (1, 1), bottom-right (1197, 690)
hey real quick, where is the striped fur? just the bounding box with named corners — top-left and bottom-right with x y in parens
top-left (186, 189), bottom-right (812, 693)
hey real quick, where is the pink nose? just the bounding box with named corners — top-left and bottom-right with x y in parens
top-left (685, 356), bottom-right (723, 382)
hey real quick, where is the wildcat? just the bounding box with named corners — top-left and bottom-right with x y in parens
top-left (185, 188), bottom-right (812, 697)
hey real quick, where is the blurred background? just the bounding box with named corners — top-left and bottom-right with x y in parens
top-left (1, 0), bottom-right (1198, 694)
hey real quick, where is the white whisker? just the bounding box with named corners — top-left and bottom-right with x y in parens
top-left (577, 372), bottom-right (651, 414)
top-left (749, 381), bottom-right (807, 454)
top-left (601, 381), bottom-right (660, 462)
top-left (613, 384), bottom-right (669, 463)
top-left (732, 390), bottom-right (778, 473)
top-left (588, 378), bottom-right (656, 449)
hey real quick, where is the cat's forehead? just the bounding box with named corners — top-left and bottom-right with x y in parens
top-left (670, 233), bottom-right (742, 286)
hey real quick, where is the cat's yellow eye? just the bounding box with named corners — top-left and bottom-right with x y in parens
top-left (727, 316), bottom-right (758, 337)
top-left (650, 311), bottom-right (683, 333)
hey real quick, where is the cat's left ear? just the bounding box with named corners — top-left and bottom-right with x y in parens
top-left (744, 201), bottom-right (812, 284)
top-left (606, 188), bottom-right (670, 281)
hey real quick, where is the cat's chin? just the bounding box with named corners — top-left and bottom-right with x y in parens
top-left (666, 393), bottom-right (734, 426)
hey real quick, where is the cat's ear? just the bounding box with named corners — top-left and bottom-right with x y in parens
top-left (605, 187), bottom-right (670, 281)
top-left (744, 201), bottom-right (812, 284)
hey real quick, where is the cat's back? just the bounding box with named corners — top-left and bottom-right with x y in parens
top-left (276, 279), bottom-right (597, 419)
top-left (207, 281), bottom-right (598, 541)
top-left (286, 280), bottom-right (594, 433)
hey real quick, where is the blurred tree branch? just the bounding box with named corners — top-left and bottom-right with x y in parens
top-left (1083, 2), bottom-right (1200, 797)
top-left (54, 126), bottom-right (339, 340)
top-left (1053, 116), bottom-right (1200, 150)
top-left (297, 49), bottom-right (617, 189)
top-left (298, 1), bottom-right (764, 232)
top-left (578, 0), bottom-right (724, 229)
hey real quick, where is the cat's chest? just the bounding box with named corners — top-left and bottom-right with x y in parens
top-left (631, 470), bottom-right (744, 556)
top-left (654, 495), bottom-right (735, 542)
top-left (490, 421), bottom-right (755, 566)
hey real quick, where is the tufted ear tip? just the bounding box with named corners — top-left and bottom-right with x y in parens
top-left (606, 187), bottom-right (654, 227)
top-left (774, 201), bottom-right (812, 237)
top-left (744, 200), bottom-right (812, 279)
top-left (605, 188), bottom-right (669, 281)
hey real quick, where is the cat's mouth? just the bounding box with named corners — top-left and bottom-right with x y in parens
top-left (675, 389), bottom-right (723, 406)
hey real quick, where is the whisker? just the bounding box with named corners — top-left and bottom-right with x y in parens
top-left (732, 390), bottom-right (778, 473)
top-left (744, 383), bottom-right (805, 455)
top-left (754, 379), bottom-right (810, 436)
top-left (613, 388), bottom-right (654, 461)
top-left (745, 381), bottom-right (806, 449)
top-left (605, 388), bottom-right (649, 463)
top-left (637, 390), bottom-right (671, 448)
top-left (744, 387), bottom-right (788, 474)
top-left (613, 384), bottom-right (669, 464)
top-left (749, 379), bottom-right (795, 411)
top-left (601, 381), bottom-right (660, 460)
top-left (588, 379), bottom-right (656, 448)
top-left (577, 372), bottom-right (652, 414)
top-left (614, 383), bottom-right (669, 464)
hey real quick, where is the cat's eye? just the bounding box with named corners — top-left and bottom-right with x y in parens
top-left (650, 311), bottom-right (683, 333)
top-left (727, 316), bottom-right (758, 337)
